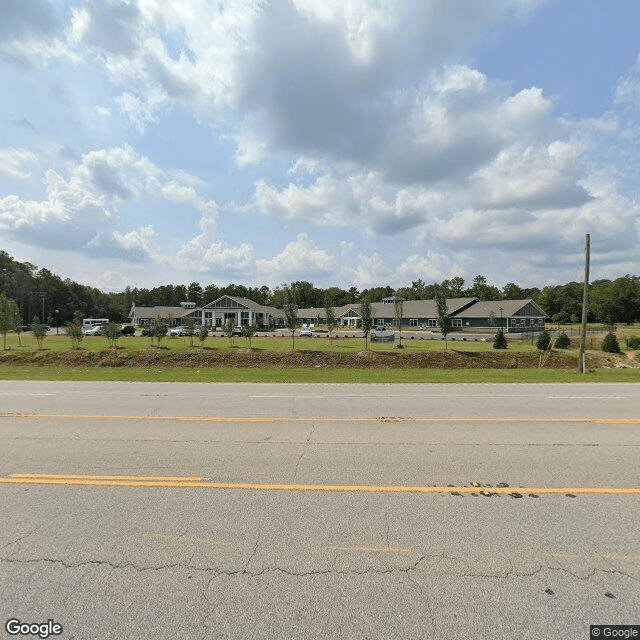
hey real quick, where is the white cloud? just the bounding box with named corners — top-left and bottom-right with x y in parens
top-left (176, 214), bottom-right (254, 276)
top-left (256, 233), bottom-right (337, 284)
top-left (394, 251), bottom-right (463, 283)
top-left (255, 175), bottom-right (357, 226)
top-left (0, 148), bottom-right (38, 178)
top-left (352, 252), bottom-right (392, 288)
top-left (0, 143), bottom-right (221, 263)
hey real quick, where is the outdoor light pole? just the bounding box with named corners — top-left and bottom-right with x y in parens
top-left (499, 307), bottom-right (503, 334)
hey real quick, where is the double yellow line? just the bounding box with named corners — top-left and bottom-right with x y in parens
top-left (1, 473), bottom-right (639, 495)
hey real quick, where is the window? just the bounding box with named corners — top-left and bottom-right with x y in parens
top-left (428, 319), bottom-right (438, 327)
top-left (410, 318), bottom-right (418, 327)
top-left (452, 319), bottom-right (462, 327)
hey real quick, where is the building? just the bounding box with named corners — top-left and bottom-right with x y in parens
top-left (128, 302), bottom-right (199, 328)
top-left (130, 297), bottom-right (547, 333)
top-left (200, 296), bottom-right (284, 329)
top-left (129, 296), bottom-right (284, 329)
top-left (451, 299), bottom-right (548, 333)
top-left (296, 298), bottom-right (479, 329)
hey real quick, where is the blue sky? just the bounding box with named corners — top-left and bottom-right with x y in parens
top-left (1, 0), bottom-right (639, 292)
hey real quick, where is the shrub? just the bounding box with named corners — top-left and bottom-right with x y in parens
top-left (32, 316), bottom-right (46, 349)
top-left (105, 322), bottom-right (121, 348)
top-left (121, 325), bottom-right (135, 336)
top-left (601, 331), bottom-right (621, 353)
top-left (626, 335), bottom-right (640, 349)
top-left (67, 322), bottom-right (83, 349)
top-left (493, 330), bottom-right (507, 349)
top-left (554, 332), bottom-right (571, 349)
top-left (536, 330), bottom-right (551, 351)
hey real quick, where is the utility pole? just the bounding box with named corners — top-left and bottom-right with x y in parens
top-left (578, 234), bottom-right (590, 374)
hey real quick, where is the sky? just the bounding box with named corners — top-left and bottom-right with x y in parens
top-left (1, 0), bottom-right (640, 293)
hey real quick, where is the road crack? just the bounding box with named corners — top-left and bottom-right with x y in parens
top-left (292, 423), bottom-right (315, 482)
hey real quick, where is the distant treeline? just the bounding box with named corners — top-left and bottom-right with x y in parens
top-left (1, 251), bottom-right (639, 327)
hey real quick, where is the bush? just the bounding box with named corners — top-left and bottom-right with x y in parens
top-left (105, 322), bottom-right (121, 348)
top-left (67, 322), bottom-right (83, 349)
top-left (121, 325), bottom-right (135, 336)
top-left (626, 335), bottom-right (640, 349)
top-left (601, 331), bottom-right (621, 353)
top-left (554, 332), bottom-right (571, 349)
top-left (493, 330), bottom-right (507, 349)
top-left (536, 330), bottom-right (551, 351)
top-left (32, 316), bottom-right (46, 349)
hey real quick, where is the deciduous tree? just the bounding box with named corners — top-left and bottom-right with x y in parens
top-left (359, 298), bottom-right (373, 350)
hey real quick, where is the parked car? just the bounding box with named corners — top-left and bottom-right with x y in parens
top-left (170, 325), bottom-right (201, 336)
top-left (84, 324), bottom-right (107, 336)
top-left (231, 325), bottom-right (244, 336)
top-left (299, 328), bottom-right (313, 337)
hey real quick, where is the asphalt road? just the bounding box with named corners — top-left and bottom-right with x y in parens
top-left (1, 382), bottom-right (639, 640)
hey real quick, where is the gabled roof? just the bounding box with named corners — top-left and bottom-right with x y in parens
top-left (371, 297), bottom-right (478, 318)
top-left (297, 298), bottom-right (479, 319)
top-left (203, 295), bottom-right (284, 318)
top-left (129, 305), bottom-right (196, 320)
top-left (452, 299), bottom-right (548, 318)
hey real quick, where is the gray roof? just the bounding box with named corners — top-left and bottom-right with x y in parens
top-left (453, 299), bottom-right (548, 318)
top-left (297, 298), bottom-right (478, 319)
top-left (203, 296), bottom-right (285, 318)
top-left (129, 306), bottom-right (196, 320)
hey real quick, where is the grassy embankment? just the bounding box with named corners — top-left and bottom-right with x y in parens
top-left (0, 329), bottom-right (638, 383)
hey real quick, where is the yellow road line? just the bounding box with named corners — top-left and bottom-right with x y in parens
top-left (1, 474), bottom-right (639, 495)
top-left (1, 412), bottom-right (639, 424)
top-left (12, 473), bottom-right (204, 481)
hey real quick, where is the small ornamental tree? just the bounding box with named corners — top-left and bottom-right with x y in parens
top-left (152, 314), bottom-right (167, 346)
top-left (324, 296), bottom-right (337, 342)
top-left (601, 331), bottom-right (621, 353)
top-left (394, 296), bottom-right (404, 348)
top-left (493, 330), bottom-right (507, 349)
top-left (536, 330), bottom-right (551, 351)
top-left (105, 322), bottom-right (121, 348)
top-left (0, 293), bottom-right (21, 350)
top-left (359, 298), bottom-right (373, 350)
top-left (67, 322), bottom-right (84, 349)
top-left (284, 305), bottom-right (298, 350)
top-left (243, 323), bottom-right (257, 349)
top-left (198, 325), bottom-right (208, 347)
top-left (555, 331), bottom-right (571, 349)
top-left (435, 286), bottom-right (450, 348)
top-left (224, 319), bottom-right (236, 346)
top-left (32, 315), bottom-right (46, 349)
top-left (184, 317), bottom-right (195, 347)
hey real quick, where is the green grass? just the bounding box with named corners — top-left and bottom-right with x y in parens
top-left (2, 333), bottom-right (540, 354)
top-left (0, 364), bottom-right (638, 384)
top-left (2, 331), bottom-right (639, 383)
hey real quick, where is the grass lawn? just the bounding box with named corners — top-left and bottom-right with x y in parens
top-left (1, 332), bottom-right (539, 354)
top-left (1, 330), bottom-right (638, 383)
top-left (0, 364), bottom-right (638, 383)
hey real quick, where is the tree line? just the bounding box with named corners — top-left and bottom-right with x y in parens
top-left (1, 251), bottom-right (639, 327)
